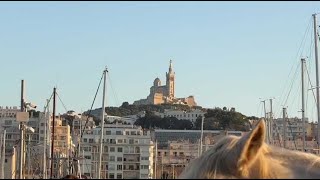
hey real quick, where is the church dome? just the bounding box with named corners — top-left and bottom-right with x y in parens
top-left (154, 77), bottom-right (161, 87)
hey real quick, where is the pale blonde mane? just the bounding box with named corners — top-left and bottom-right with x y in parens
top-left (179, 120), bottom-right (320, 179)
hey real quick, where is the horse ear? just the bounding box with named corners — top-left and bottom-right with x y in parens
top-left (236, 119), bottom-right (266, 171)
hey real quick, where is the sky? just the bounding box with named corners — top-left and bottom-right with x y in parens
top-left (2, 1), bottom-right (320, 120)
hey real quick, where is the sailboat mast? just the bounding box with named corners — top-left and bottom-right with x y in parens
top-left (283, 108), bottom-right (287, 149)
top-left (42, 99), bottom-right (49, 179)
top-left (313, 13), bottom-right (320, 153)
top-left (301, 58), bottom-right (306, 152)
top-left (269, 99), bottom-right (274, 145)
top-left (98, 67), bottom-right (108, 179)
top-left (261, 100), bottom-right (269, 143)
top-left (50, 87), bottom-right (56, 179)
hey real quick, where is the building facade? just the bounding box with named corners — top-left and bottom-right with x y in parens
top-left (80, 124), bottom-right (154, 179)
top-left (154, 109), bottom-right (206, 124)
top-left (0, 106), bottom-right (20, 118)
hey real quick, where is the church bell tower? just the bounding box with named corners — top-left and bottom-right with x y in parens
top-left (166, 59), bottom-right (175, 98)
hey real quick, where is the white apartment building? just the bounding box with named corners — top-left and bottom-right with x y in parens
top-left (103, 115), bottom-right (143, 125)
top-left (80, 124), bottom-right (154, 179)
top-left (272, 117), bottom-right (310, 141)
top-left (0, 106), bottom-right (20, 118)
top-left (0, 113), bottom-right (40, 150)
top-left (154, 109), bottom-right (206, 123)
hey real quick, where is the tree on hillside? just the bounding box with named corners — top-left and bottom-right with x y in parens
top-left (121, 102), bottom-right (130, 108)
top-left (194, 107), bottom-right (249, 131)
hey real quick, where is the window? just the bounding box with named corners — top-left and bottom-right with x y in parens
top-left (109, 173), bottom-right (114, 179)
top-left (117, 157), bottom-right (122, 162)
top-left (117, 173), bottom-right (122, 179)
top-left (141, 157), bottom-right (148, 160)
top-left (125, 131), bottom-right (129, 135)
top-left (117, 147), bottom-right (123, 152)
top-left (174, 152), bottom-right (177, 156)
top-left (118, 139), bottom-right (123, 143)
top-left (40, 130), bottom-right (44, 134)
top-left (140, 165), bottom-right (149, 169)
top-left (110, 139), bottom-right (116, 144)
top-left (106, 165), bottom-right (108, 170)
top-left (40, 137), bottom-right (44, 141)
top-left (84, 138), bottom-right (87, 142)
top-left (109, 156), bottom-right (115, 162)
top-left (129, 139), bottom-right (134, 144)
top-left (106, 131), bottom-right (111, 135)
top-left (89, 139), bottom-right (93, 143)
top-left (116, 131), bottom-right (122, 135)
top-left (179, 152), bottom-right (184, 156)
top-left (131, 131), bottom-right (136, 135)
top-left (104, 146), bottom-right (108, 152)
top-left (110, 147), bottom-right (115, 152)
top-left (135, 147), bottom-right (140, 153)
top-left (84, 156), bottom-right (91, 159)
top-left (4, 159), bottom-right (7, 163)
top-left (5, 120), bottom-right (12, 125)
top-left (117, 165), bottom-right (122, 170)
top-left (6, 134), bottom-right (11, 139)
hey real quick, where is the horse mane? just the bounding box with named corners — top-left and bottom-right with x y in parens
top-left (179, 120), bottom-right (320, 179)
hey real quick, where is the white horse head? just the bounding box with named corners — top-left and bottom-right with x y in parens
top-left (179, 120), bottom-right (320, 179)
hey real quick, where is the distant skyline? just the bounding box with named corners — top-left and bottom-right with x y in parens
top-left (2, 2), bottom-right (320, 121)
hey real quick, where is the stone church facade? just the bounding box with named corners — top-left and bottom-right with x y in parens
top-left (133, 60), bottom-right (197, 106)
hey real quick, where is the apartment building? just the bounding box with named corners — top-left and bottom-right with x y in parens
top-left (80, 124), bottom-right (154, 179)
top-left (0, 113), bottom-right (39, 151)
top-left (0, 106), bottom-right (20, 118)
top-left (250, 117), bottom-right (318, 154)
top-left (271, 117), bottom-right (310, 140)
top-left (155, 133), bottom-right (232, 179)
top-left (38, 113), bottom-right (73, 155)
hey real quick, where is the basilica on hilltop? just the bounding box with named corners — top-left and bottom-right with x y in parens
top-left (133, 60), bottom-right (197, 106)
